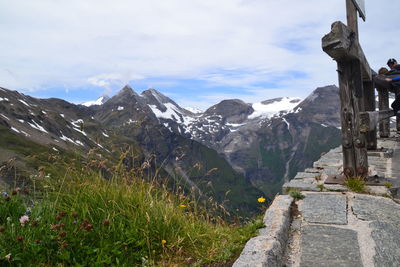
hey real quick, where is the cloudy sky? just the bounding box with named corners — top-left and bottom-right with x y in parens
top-left (1, 0), bottom-right (399, 110)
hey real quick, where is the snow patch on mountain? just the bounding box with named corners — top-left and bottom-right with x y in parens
top-left (10, 126), bottom-right (29, 137)
top-left (11, 127), bottom-right (20, 133)
top-left (0, 114), bottom-right (10, 120)
top-left (282, 118), bottom-right (290, 129)
top-left (60, 132), bottom-right (84, 146)
top-left (185, 107), bottom-right (203, 114)
top-left (81, 96), bottom-right (109, 107)
top-left (70, 119), bottom-right (87, 136)
top-left (18, 99), bottom-right (31, 107)
top-left (248, 97), bottom-right (302, 119)
top-left (28, 120), bottom-right (48, 133)
top-left (149, 103), bottom-right (195, 126)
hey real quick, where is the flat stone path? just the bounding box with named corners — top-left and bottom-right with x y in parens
top-left (283, 133), bottom-right (400, 267)
top-left (284, 192), bottom-right (400, 267)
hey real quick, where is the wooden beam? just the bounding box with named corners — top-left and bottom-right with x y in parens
top-left (374, 75), bottom-right (393, 91)
top-left (360, 110), bottom-right (395, 132)
top-left (374, 72), bottom-right (392, 137)
top-left (377, 88), bottom-right (391, 137)
top-left (322, 21), bottom-right (372, 80)
top-left (363, 80), bottom-right (377, 150)
top-left (346, 0), bottom-right (359, 40)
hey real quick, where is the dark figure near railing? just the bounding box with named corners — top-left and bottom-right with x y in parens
top-left (376, 59), bottom-right (400, 113)
top-left (387, 58), bottom-right (400, 72)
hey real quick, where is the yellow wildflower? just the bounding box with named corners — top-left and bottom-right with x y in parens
top-left (257, 197), bottom-right (266, 203)
top-left (179, 204), bottom-right (187, 208)
top-left (161, 239), bottom-right (167, 245)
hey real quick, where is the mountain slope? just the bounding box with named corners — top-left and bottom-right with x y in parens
top-left (143, 85), bottom-right (341, 197)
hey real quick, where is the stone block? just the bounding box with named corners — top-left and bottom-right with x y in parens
top-left (283, 181), bottom-right (319, 192)
top-left (300, 225), bottom-right (363, 267)
top-left (233, 195), bottom-right (293, 267)
top-left (301, 193), bottom-right (347, 224)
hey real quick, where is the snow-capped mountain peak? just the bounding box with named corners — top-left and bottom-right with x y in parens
top-left (81, 95), bottom-right (109, 107)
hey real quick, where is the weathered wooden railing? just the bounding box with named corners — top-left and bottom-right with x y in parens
top-left (374, 75), bottom-right (397, 137)
top-left (321, 0), bottom-right (396, 180)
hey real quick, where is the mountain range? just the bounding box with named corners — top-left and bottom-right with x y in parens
top-left (0, 85), bottom-right (341, 216)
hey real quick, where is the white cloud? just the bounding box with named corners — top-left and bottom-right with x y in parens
top-left (0, 0), bottom-right (399, 108)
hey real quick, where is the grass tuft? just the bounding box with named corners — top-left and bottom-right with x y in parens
top-left (384, 182), bottom-right (393, 189)
top-left (287, 189), bottom-right (305, 200)
top-left (316, 184), bottom-right (325, 192)
top-left (343, 177), bottom-right (365, 193)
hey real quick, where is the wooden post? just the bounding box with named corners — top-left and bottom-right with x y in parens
top-left (377, 88), bottom-right (390, 137)
top-left (363, 80), bottom-right (377, 149)
top-left (351, 59), bottom-right (368, 177)
top-left (346, 0), bottom-right (359, 39)
top-left (337, 61), bottom-right (357, 176)
top-left (335, 59), bottom-right (368, 178)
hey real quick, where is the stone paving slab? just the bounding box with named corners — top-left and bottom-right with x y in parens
top-left (352, 194), bottom-right (400, 226)
top-left (302, 193), bottom-right (347, 225)
top-left (313, 160), bottom-right (342, 168)
top-left (283, 180), bottom-right (319, 192)
top-left (370, 221), bottom-right (400, 267)
top-left (294, 172), bottom-right (318, 180)
top-left (324, 184), bottom-right (347, 192)
top-left (300, 225), bottom-right (363, 267)
top-left (319, 167), bottom-right (342, 176)
top-left (304, 168), bottom-right (323, 173)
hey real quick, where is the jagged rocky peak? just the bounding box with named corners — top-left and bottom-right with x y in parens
top-left (141, 88), bottom-right (196, 118)
top-left (141, 88), bottom-right (173, 105)
top-left (306, 85), bottom-right (337, 102)
top-left (203, 99), bottom-right (254, 125)
top-left (117, 84), bottom-right (136, 97)
top-left (294, 85), bottom-right (340, 126)
top-left (141, 88), bottom-right (178, 113)
top-left (105, 85), bottom-right (143, 106)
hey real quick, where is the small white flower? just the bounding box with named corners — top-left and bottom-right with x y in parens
top-left (5, 253), bottom-right (11, 260)
top-left (19, 215), bottom-right (29, 226)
